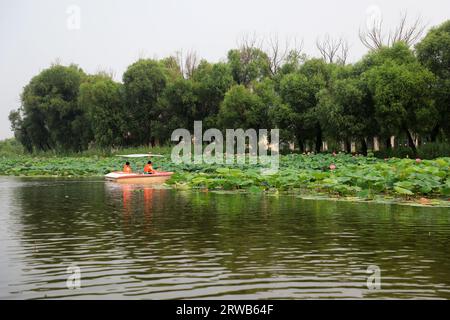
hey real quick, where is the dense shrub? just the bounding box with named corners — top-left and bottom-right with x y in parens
top-left (374, 146), bottom-right (415, 159)
top-left (374, 142), bottom-right (450, 159)
top-left (0, 138), bottom-right (24, 156)
top-left (418, 142), bottom-right (450, 159)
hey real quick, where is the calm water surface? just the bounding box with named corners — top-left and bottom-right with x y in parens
top-left (0, 177), bottom-right (449, 299)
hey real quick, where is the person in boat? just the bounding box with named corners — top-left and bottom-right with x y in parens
top-left (143, 161), bottom-right (156, 174)
top-left (123, 161), bottom-right (132, 173)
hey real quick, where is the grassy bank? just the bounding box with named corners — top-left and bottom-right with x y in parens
top-left (0, 148), bottom-right (449, 202)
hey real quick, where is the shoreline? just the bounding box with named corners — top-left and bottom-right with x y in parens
top-left (2, 174), bottom-right (449, 207)
top-left (1, 153), bottom-right (448, 207)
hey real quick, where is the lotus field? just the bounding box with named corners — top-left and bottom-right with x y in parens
top-left (0, 153), bottom-right (449, 203)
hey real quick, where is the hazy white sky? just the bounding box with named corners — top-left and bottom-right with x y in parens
top-left (1, 0), bottom-right (449, 139)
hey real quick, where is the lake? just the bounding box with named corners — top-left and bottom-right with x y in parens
top-left (0, 177), bottom-right (449, 299)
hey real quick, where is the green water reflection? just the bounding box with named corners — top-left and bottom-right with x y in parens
top-left (0, 177), bottom-right (449, 299)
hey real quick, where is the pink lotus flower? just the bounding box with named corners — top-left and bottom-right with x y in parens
top-left (329, 164), bottom-right (336, 170)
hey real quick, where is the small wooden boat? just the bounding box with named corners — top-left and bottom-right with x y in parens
top-left (105, 171), bottom-right (174, 184)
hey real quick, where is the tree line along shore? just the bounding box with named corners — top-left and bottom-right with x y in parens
top-left (7, 18), bottom-right (450, 160)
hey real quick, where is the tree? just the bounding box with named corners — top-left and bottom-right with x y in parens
top-left (359, 12), bottom-right (426, 50)
top-left (365, 48), bottom-right (437, 153)
top-left (11, 64), bottom-right (91, 152)
top-left (416, 20), bottom-right (450, 141)
top-left (160, 78), bottom-right (198, 137)
top-left (265, 34), bottom-right (304, 75)
top-left (354, 42), bottom-right (422, 150)
top-left (160, 56), bottom-right (183, 81)
top-left (173, 50), bottom-right (200, 79)
top-left (192, 61), bottom-right (234, 128)
top-left (218, 85), bottom-right (266, 130)
top-left (9, 109), bottom-right (32, 152)
top-left (9, 18), bottom-right (450, 155)
top-left (278, 59), bottom-right (330, 152)
top-left (123, 59), bottom-right (167, 146)
top-left (227, 36), bottom-right (271, 86)
top-left (316, 35), bottom-right (349, 64)
top-left (79, 74), bottom-right (126, 148)
top-left (317, 65), bottom-right (375, 154)
top-left (251, 78), bottom-right (279, 131)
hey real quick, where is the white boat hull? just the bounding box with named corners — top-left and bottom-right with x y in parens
top-left (104, 171), bottom-right (174, 184)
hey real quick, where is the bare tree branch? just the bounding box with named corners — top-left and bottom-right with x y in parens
top-left (175, 49), bottom-right (199, 79)
top-left (359, 12), bottom-right (426, 50)
top-left (236, 33), bottom-right (265, 72)
top-left (390, 12), bottom-right (426, 46)
top-left (265, 34), bottom-right (303, 74)
top-left (184, 50), bottom-right (199, 79)
top-left (237, 32), bottom-right (263, 52)
top-left (337, 39), bottom-right (349, 65)
top-left (359, 17), bottom-right (384, 50)
top-left (316, 35), bottom-right (348, 64)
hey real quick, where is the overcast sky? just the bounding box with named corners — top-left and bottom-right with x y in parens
top-left (1, 0), bottom-right (449, 139)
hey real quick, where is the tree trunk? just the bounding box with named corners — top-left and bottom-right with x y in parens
top-left (345, 139), bottom-right (351, 153)
top-left (405, 128), bottom-right (417, 155)
top-left (430, 124), bottom-right (440, 142)
top-left (360, 138), bottom-right (368, 156)
top-left (297, 136), bottom-right (304, 153)
top-left (315, 123), bottom-right (322, 153)
top-left (385, 138), bottom-right (391, 149)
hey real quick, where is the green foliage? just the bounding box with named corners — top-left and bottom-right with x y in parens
top-left (8, 20), bottom-right (450, 156)
top-left (79, 74), bottom-right (126, 148)
top-left (0, 138), bottom-right (24, 156)
top-left (375, 142), bottom-right (450, 160)
top-left (365, 56), bottom-right (437, 137)
top-left (416, 20), bottom-right (450, 139)
top-left (166, 153), bottom-right (450, 199)
top-left (276, 59), bottom-right (330, 151)
top-left (123, 59), bottom-right (168, 145)
top-left (218, 84), bottom-right (268, 130)
top-left (10, 64), bottom-right (91, 152)
top-left (418, 142), bottom-right (450, 159)
top-left (192, 61), bottom-right (234, 128)
top-left (374, 146), bottom-right (416, 159)
top-left (317, 65), bottom-right (373, 142)
top-left (227, 47), bottom-right (270, 86)
top-left (1, 150), bottom-right (448, 201)
top-left (160, 78), bottom-right (198, 134)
